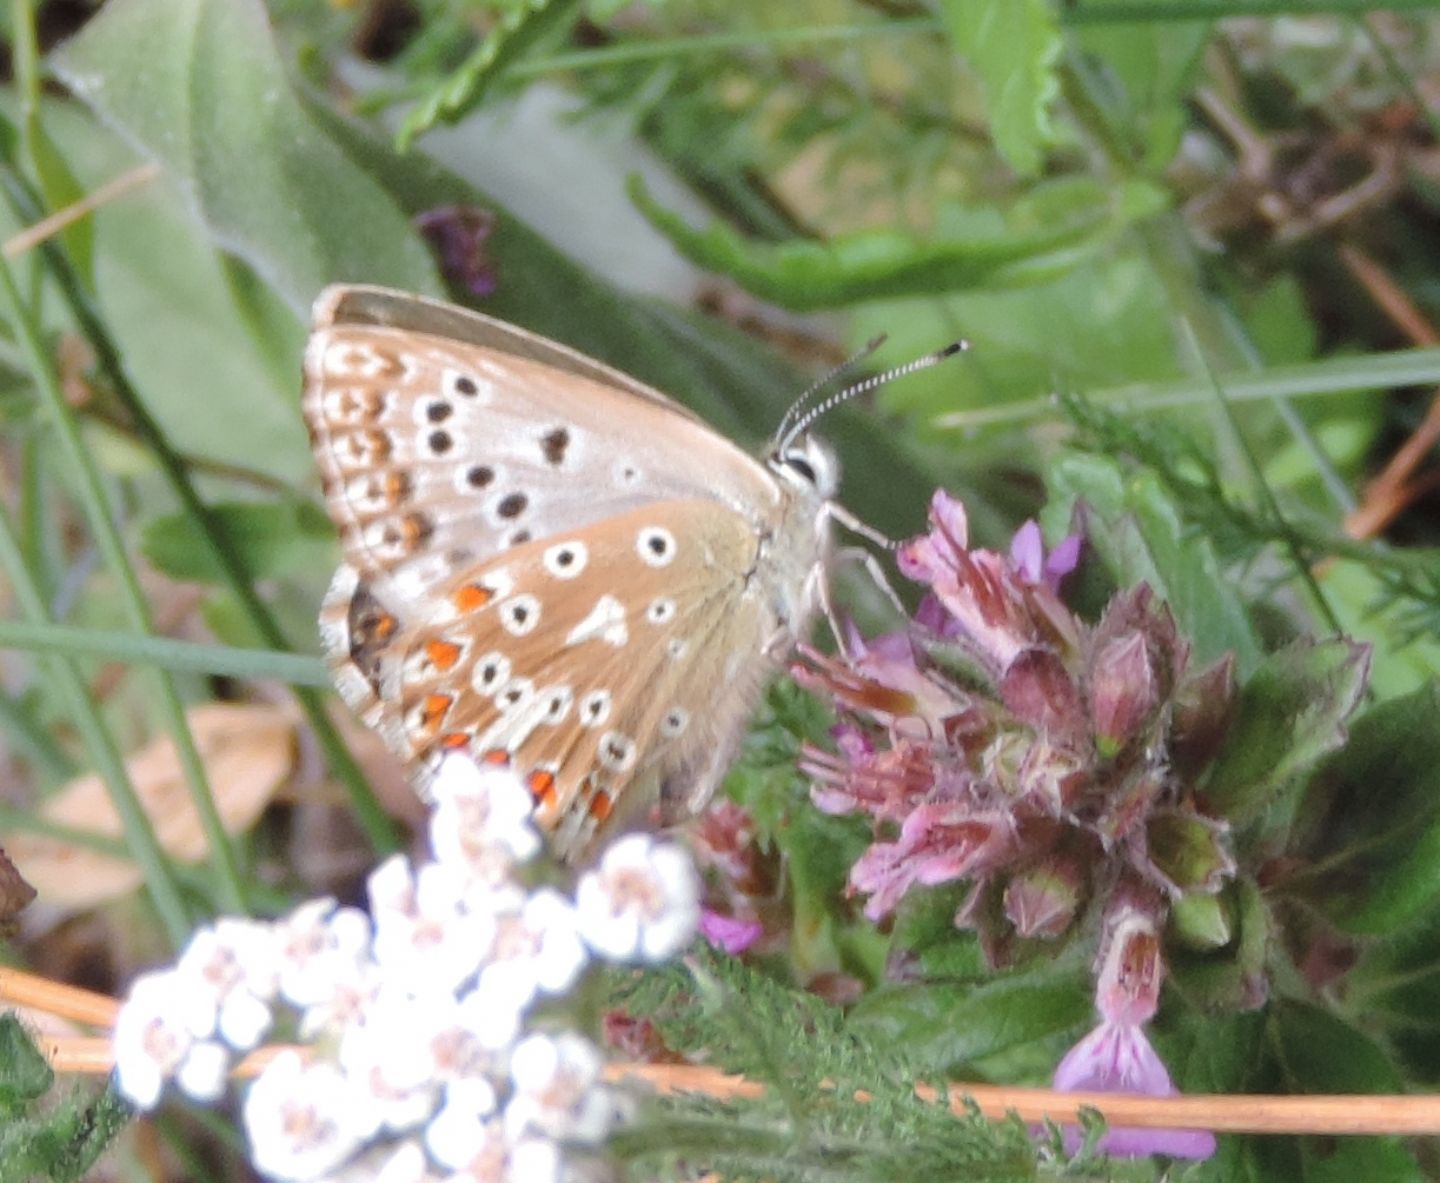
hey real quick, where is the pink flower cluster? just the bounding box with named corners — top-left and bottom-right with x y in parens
top-left (797, 491), bottom-right (1238, 1159)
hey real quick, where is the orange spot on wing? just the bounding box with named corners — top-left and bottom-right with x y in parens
top-left (453, 583), bottom-right (493, 613)
top-left (373, 612), bottom-right (398, 642)
top-left (527, 769), bottom-right (557, 806)
top-left (420, 693), bottom-right (453, 732)
top-left (425, 639), bottom-right (462, 671)
top-left (588, 789), bottom-right (613, 822)
top-left (481, 748), bottom-right (511, 767)
top-left (439, 732), bottom-right (471, 751)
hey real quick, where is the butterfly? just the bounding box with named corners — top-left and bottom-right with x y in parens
top-left (302, 285), bottom-right (843, 862)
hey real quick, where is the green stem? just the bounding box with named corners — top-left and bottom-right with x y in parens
top-left (0, 803), bottom-right (129, 860)
top-left (0, 258), bottom-right (247, 915)
top-left (0, 160), bottom-right (400, 857)
top-left (0, 508), bottom-right (189, 947)
top-left (0, 621), bottom-right (329, 686)
top-left (0, 692), bottom-right (73, 785)
top-left (504, 1), bottom-right (1440, 77)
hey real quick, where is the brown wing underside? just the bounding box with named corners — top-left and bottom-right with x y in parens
top-left (320, 499), bottom-right (779, 862)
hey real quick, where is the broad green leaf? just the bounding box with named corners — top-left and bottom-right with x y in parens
top-left (1345, 914), bottom-right (1440, 1086)
top-left (140, 501), bottom-right (336, 584)
top-left (51, 0), bottom-right (442, 312)
top-left (1044, 453), bottom-right (1263, 674)
top-left (1259, 1003), bottom-right (1421, 1183)
top-left (1169, 1005), bottom-right (1419, 1183)
top-left (629, 174), bottom-right (1166, 313)
top-left (1292, 680), bottom-right (1440, 935)
top-left (847, 964), bottom-right (1091, 1075)
top-left (1072, 2), bottom-right (1212, 173)
top-left (1203, 639), bottom-right (1370, 823)
top-left (939, 0), bottom-right (1061, 176)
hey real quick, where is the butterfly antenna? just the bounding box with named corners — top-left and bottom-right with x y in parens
top-left (775, 334), bottom-right (889, 445)
top-left (778, 340), bottom-right (968, 453)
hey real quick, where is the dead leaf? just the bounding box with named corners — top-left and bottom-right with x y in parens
top-left (0, 846), bottom-right (37, 937)
top-left (2, 704), bottom-right (295, 911)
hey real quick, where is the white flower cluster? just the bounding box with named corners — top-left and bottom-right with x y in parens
top-left (111, 756), bottom-right (702, 1183)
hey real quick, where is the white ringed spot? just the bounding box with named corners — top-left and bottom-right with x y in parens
top-left (444, 368), bottom-right (490, 402)
top-left (666, 637), bottom-right (689, 661)
top-left (540, 686), bottom-right (573, 724)
top-left (646, 597), bottom-right (677, 625)
top-left (499, 594), bottom-right (541, 636)
top-left (598, 730), bottom-right (636, 772)
top-left (542, 541), bottom-right (588, 580)
top-left (497, 677), bottom-right (535, 712)
top-left (579, 690), bottom-right (611, 729)
top-left (472, 652), bottom-right (512, 697)
top-left (637, 526), bottom-right (677, 567)
top-left (659, 707), bottom-right (690, 739)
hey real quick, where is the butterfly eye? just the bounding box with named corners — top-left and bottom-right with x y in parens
top-left (782, 452), bottom-right (818, 484)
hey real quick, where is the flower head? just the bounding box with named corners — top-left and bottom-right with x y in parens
top-left (175, 918), bottom-right (278, 1049)
top-left (798, 492), bottom-right (1237, 959)
top-left (112, 970), bottom-right (230, 1109)
top-left (575, 835), bottom-right (700, 963)
top-left (243, 1051), bottom-right (372, 1181)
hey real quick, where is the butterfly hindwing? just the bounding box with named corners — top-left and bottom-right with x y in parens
top-left (376, 500), bottom-right (771, 862)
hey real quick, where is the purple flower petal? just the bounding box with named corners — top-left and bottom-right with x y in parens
top-left (699, 910), bottom-right (764, 956)
top-left (1052, 1021), bottom-right (1216, 1160)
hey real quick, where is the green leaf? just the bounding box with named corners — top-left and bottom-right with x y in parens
top-left (1203, 638), bottom-right (1370, 823)
top-left (847, 964), bottom-right (1091, 1075)
top-left (1258, 1003), bottom-right (1421, 1183)
top-left (629, 173), bottom-right (1165, 313)
top-left (140, 500), bottom-right (336, 585)
top-left (1072, 2), bottom-right (1212, 173)
top-left (1044, 452), bottom-right (1263, 674)
top-left (1292, 680), bottom-right (1440, 935)
top-left (0, 1016), bottom-right (53, 1112)
top-left (397, 0), bottom-right (582, 149)
top-left (50, 0), bottom-right (442, 312)
top-left (1167, 878), bottom-right (1269, 1013)
top-left (939, 0), bottom-right (1061, 176)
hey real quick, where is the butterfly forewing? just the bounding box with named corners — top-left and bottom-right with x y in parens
top-left (303, 285), bottom-right (833, 863)
top-left (303, 288), bottom-right (779, 601)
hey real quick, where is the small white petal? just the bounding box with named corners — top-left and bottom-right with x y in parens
top-left (218, 989), bottom-right (273, 1051)
top-left (506, 1033), bottom-right (611, 1144)
top-left (175, 1040), bottom-right (230, 1102)
top-left (424, 1079), bottom-right (498, 1169)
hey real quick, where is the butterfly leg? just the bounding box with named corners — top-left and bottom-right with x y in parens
top-left (830, 545), bottom-right (908, 622)
top-left (825, 501), bottom-right (899, 551)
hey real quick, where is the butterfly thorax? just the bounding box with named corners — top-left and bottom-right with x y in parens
top-left (754, 435), bottom-right (837, 651)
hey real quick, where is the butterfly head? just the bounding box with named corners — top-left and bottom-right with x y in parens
top-left (767, 434), bottom-right (840, 503)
